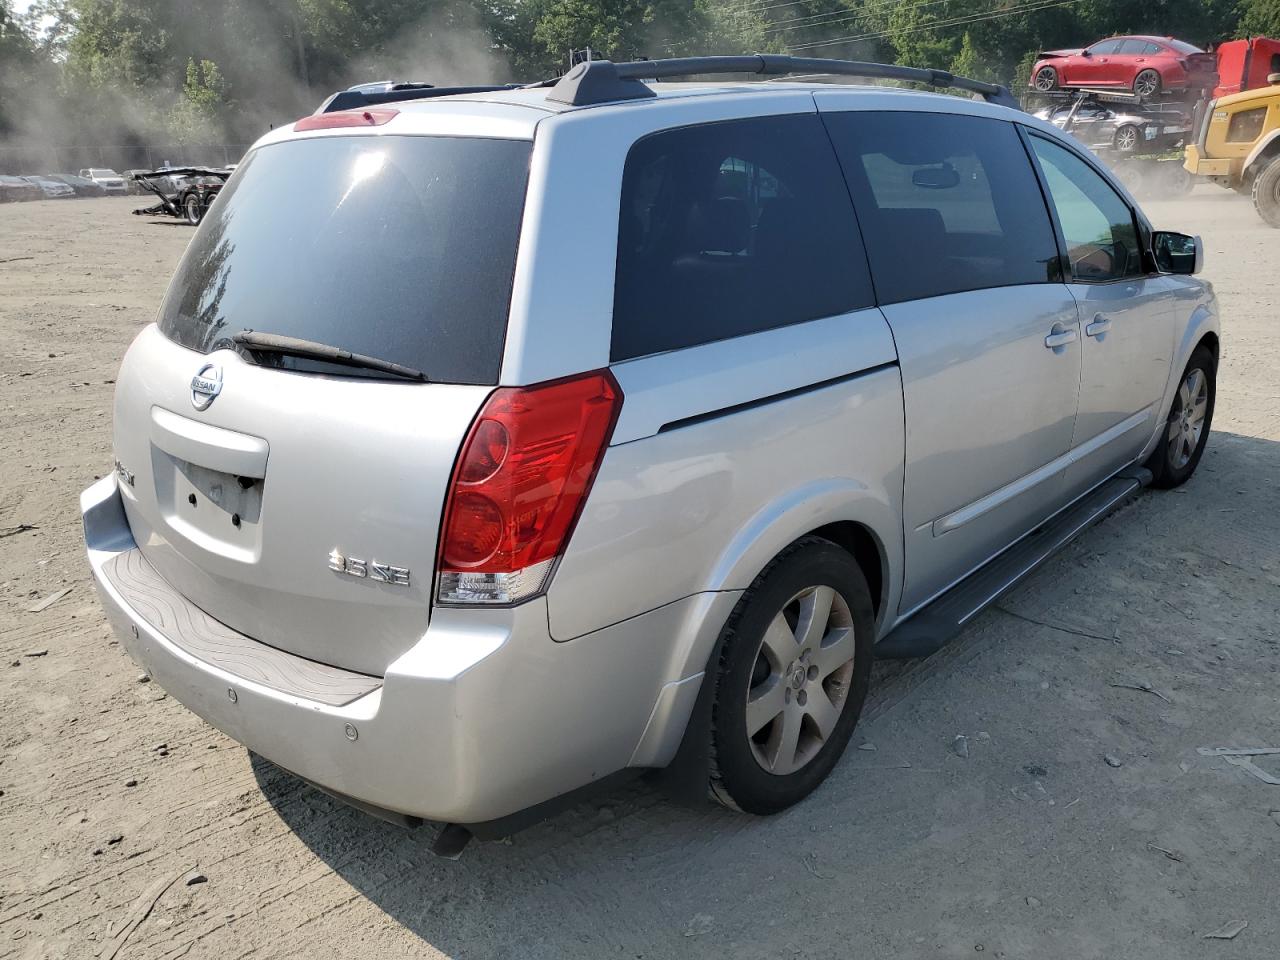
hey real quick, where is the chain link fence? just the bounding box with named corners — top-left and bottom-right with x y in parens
top-left (0, 143), bottom-right (250, 176)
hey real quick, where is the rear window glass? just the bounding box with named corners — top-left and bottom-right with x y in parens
top-left (1167, 40), bottom-right (1203, 54)
top-left (611, 114), bottom-right (873, 362)
top-left (823, 111), bottom-right (1060, 304)
top-left (158, 134), bottom-right (531, 385)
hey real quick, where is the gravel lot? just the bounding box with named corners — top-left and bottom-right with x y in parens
top-left (1, 192), bottom-right (1278, 959)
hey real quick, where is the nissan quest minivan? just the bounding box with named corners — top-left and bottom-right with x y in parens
top-left (82, 56), bottom-right (1218, 849)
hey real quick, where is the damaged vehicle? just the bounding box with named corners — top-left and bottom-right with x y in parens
top-left (131, 167), bottom-right (231, 225)
top-left (83, 55), bottom-right (1218, 853)
top-left (1033, 98), bottom-right (1191, 153)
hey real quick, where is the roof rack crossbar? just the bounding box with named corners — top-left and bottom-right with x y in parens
top-left (317, 84), bottom-right (523, 114)
top-left (545, 55), bottom-right (1020, 109)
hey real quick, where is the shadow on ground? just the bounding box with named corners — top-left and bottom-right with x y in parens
top-left (251, 430), bottom-right (1280, 960)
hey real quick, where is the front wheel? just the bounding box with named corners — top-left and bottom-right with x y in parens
top-left (1113, 124), bottom-right (1141, 153)
top-left (708, 537), bottom-right (874, 815)
top-left (1147, 345), bottom-right (1215, 489)
top-left (1033, 66), bottom-right (1059, 91)
top-left (1252, 157), bottom-right (1280, 229)
top-left (183, 193), bottom-right (203, 225)
top-left (1134, 69), bottom-right (1162, 99)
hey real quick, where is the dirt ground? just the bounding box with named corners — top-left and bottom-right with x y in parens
top-left (1, 191), bottom-right (1278, 960)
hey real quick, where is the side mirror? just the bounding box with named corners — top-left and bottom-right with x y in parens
top-left (1081, 49), bottom-right (1093, 58)
top-left (911, 163), bottom-right (960, 190)
top-left (1153, 231), bottom-right (1203, 275)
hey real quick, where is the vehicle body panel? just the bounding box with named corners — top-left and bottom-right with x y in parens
top-left (112, 326), bottom-right (490, 676)
top-left (1212, 37), bottom-right (1280, 97)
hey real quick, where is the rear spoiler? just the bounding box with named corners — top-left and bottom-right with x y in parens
top-left (316, 83), bottom-right (522, 114)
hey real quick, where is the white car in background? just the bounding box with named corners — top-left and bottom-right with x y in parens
top-left (78, 168), bottom-right (128, 194)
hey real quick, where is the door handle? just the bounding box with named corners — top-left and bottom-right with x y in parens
top-left (1044, 328), bottom-right (1078, 349)
top-left (1086, 316), bottom-right (1112, 337)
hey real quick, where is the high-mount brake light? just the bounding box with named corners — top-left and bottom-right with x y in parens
top-left (436, 371), bottom-right (622, 605)
top-left (293, 108), bottom-right (398, 132)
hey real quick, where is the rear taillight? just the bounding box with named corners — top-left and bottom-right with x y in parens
top-left (436, 371), bottom-right (622, 605)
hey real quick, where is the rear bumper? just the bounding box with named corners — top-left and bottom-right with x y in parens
top-left (82, 475), bottom-right (735, 825)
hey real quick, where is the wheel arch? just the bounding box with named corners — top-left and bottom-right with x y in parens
top-left (701, 477), bottom-right (903, 641)
top-left (1244, 129), bottom-right (1280, 176)
top-left (1139, 299), bottom-right (1220, 465)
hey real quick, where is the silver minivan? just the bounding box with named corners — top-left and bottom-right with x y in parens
top-left (82, 56), bottom-right (1218, 849)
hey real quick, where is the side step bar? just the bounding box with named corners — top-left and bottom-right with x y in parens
top-left (876, 469), bottom-right (1151, 659)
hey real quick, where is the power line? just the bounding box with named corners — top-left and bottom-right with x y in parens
top-left (765, 0), bottom-right (959, 35)
top-left (788, 0), bottom-right (1083, 51)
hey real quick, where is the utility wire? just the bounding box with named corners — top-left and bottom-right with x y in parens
top-left (789, 0), bottom-right (1084, 51)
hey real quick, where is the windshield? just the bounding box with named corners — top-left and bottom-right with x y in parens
top-left (158, 134), bottom-right (532, 385)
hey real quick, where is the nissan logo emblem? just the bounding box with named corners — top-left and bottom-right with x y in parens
top-left (190, 363), bottom-right (223, 411)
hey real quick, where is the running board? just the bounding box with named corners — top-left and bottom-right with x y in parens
top-left (875, 469), bottom-right (1151, 659)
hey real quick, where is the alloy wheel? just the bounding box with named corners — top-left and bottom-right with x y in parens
top-left (745, 585), bottom-right (856, 776)
top-left (1115, 127), bottom-right (1138, 151)
top-left (1034, 68), bottom-right (1056, 91)
top-left (1135, 71), bottom-right (1159, 97)
top-left (1167, 367), bottom-right (1208, 470)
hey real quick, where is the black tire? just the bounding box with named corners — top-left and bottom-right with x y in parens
top-left (1033, 66), bottom-right (1059, 92)
top-left (1147, 345), bottom-right (1216, 489)
top-left (183, 192), bottom-right (203, 225)
top-left (1113, 124), bottom-right (1141, 154)
top-left (708, 537), bottom-right (874, 815)
top-left (1133, 68), bottom-right (1161, 99)
top-left (1161, 162), bottom-right (1194, 197)
top-left (1252, 157), bottom-right (1280, 229)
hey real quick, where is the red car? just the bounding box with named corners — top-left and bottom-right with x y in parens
top-left (1031, 36), bottom-right (1218, 98)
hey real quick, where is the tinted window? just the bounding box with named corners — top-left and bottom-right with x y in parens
top-left (1116, 40), bottom-right (1146, 54)
top-left (1089, 39), bottom-right (1122, 55)
top-left (1227, 107), bottom-right (1267, 143)
top-left (823, 111), bottom-right (1060, 304)
top-left (1168, 39), bottom-right (1203, 54)
top-left (610, 114), bottom-right (873, 362)
top-left (1140, 41), bottom-right (1164, 54)
top-left (1029, 136), bottom-right (1142, 282)
top-left (159, 135), bottom-right (531, 385)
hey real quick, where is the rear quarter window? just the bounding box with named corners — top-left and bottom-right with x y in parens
top-left (822, 111), bottom-right (1060, 304)
top-left (610, 114), bottom-right (873, 362)
top-left (158, 134), bottom-right (531, 385)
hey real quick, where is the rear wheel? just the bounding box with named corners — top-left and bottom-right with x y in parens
top-left (183, 192), bottom-right (203, 225)
top-left (1033, 66), bottom-right (1059, 91)
top-left (1134, 69), bottom-right (1162, 98)
top-left (1147, 346), bottom-right (1215, 489)
top-left (1113, 124), bottom-right (1141, 153)
top-left (1252, 157), bottom-right (1280, 229)
top-left (708, 537), bottom-right (874, 815)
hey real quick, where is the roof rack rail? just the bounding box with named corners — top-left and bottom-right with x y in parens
top-left (543, 55), bottom-right (1020, 110)
top-left (316, 82), bottom-right (523, 114)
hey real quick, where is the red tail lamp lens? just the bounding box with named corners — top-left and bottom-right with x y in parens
top-left (437, 371), bottom-right (623, 603)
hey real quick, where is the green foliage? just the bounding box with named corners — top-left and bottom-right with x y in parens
top-left (168, 59), bottom-right (230, 144)
top-left (1240, 0), bottom-right (1280, 37)
top-left (1, 0), bottom-right (1272, 154)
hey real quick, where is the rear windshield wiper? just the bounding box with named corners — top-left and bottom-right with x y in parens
top-left (231, 331), bottom-right (428, 382)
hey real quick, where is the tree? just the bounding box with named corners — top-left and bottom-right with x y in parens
top-left (1240, 0), bottom-right (1280, 37)
top-left (169, 58), bottom-right (230, 143)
